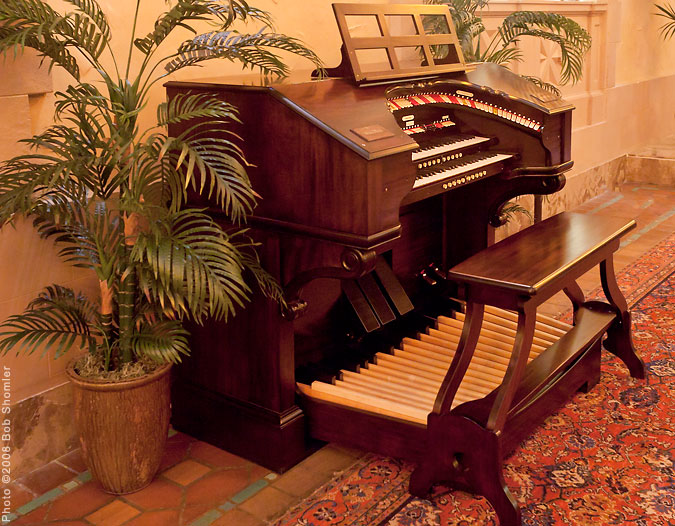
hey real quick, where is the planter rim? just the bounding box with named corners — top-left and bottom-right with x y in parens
top-left (66, 357), bottom-right (172, 392)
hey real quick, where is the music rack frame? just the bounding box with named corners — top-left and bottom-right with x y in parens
top-left (332, 3), bottom-right (468, 84)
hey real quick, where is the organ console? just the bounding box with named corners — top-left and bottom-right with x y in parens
top-left (166, 4), bottom-right (644, 525)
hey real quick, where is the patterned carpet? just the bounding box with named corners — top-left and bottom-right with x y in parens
top-left (276, 233), bottom-right (675, 526)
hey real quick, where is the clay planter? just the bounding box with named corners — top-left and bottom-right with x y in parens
top-left (66, 362), bottom-right (172, 494)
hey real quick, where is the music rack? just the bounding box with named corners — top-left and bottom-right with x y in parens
top-left (330, 3), bottom-right (468, 84)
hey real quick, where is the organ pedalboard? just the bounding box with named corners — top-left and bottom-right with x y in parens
top-left (298, 305), bottom-right (572, 425)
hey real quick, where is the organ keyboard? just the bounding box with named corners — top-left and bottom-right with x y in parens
top-left (166, 4), bottom-right (644, 526)
top-left (413, 152), bottom-right (513, 190)
top-left (412, 134), bottom-right (491, 162)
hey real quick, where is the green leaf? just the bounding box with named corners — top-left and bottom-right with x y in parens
top-left (0, 285), bottom-right (99, 357)
top-left (165, 29), bottom-right (323, 75)
top-left (131, 210), bottom-right (252, 322)
top-left (497, 11), bottom-right (591, 84)
top-left (131, 318), bottom-right (190, 363)
top-left (655, 3), bottom-right (675, 39)
top-left (0, 0), bottom-right (112, 77)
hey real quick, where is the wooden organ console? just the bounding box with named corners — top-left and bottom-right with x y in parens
top-left (166, 4), bottom-right (644, 524)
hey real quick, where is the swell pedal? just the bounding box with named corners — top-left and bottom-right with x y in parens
top-left (343, 257), bottom-right (414, 333)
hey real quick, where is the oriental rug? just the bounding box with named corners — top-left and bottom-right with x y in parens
top-left (275, 233), bottom-right (675, 526)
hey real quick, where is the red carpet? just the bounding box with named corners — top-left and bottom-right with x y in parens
top-left (276, 233), bottom-right (675, 526)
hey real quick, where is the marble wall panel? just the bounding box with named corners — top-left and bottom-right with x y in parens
top-left (1, 383), bottom-right (77, 479)
top-left (624, 156), bottom-right (675, 187)
top-left (544, 157), bottom-right (627, 218)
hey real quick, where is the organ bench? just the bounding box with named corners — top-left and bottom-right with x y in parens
top-left (299, 211), bottom-right (645, 525)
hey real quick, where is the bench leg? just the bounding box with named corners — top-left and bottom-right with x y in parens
top-left (410, 414), bottom-right (521, 526)
top-left (563, 281), bottom-right (585, 318)
top-left (600, 257), bottom-right (645, 379)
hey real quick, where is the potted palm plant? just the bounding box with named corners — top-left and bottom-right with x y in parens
top-left (428, 0), bottom-right (592, 93)
top-left (0, 0), bottom-right (321, 494)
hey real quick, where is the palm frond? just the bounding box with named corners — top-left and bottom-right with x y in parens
top-left (0, 0), bottom-right (110, 75)
top-left (480, 45), bottom-right (522, 67)
top-left (132, 210), bottom-right (251, 322)
top-left (64, 0), bottom-right (111, 44)
top-left (655, 3), bottom-right (675, 39)
top-left (134, 0), bottom-right (209, 55)
top-left (519, 75), bottom-right (561, 96)
top-left (498, 11), bottom-right (591, 84)
top-left (238, 245), bottom-right (286, 307)
top-left (159, 134), bottom-right (255, 221)
top-left (0, 157), bottom-right (52, 223)
top-left (13, 121), bottom-right (131, 200)
top-left (134, 0), bottom-right (278, 56)
top-left (165, 29), bottom-right (323, 76)
top-left (0, 22), bottom-right (81, 79)
top-left (131, 318), bottom-right (190, 363)
top-left (0, 285), bottom-right (99, 357)
top-left (157, 92), bottom-right (240, 128)
top-left (32, 197), bottom-right (121, 279)
top-left (499, 200), bottom-right (533, 224)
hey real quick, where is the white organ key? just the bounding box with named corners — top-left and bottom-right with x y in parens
top-left (411, 135), bottom-right (491, 161)
top-left (413, 153), bottom-right (513, 189)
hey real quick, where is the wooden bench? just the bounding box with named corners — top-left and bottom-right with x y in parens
top-left (410, 211), bottom-right (645, 525)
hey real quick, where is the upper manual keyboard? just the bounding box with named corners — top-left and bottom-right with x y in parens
top-left (412, 135), bottom-right (491, 162)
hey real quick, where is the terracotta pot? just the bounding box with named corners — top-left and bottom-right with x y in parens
top-left (66, 361), bottom-right (172, 494)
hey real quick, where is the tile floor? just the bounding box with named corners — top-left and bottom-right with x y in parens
top-left (3, 182), bottom-right (675, 525)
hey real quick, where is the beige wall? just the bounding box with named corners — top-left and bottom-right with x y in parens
top-left (616, 0), bottom-right (675, 83)
top-left (1, 0), bottom-right (674, 403)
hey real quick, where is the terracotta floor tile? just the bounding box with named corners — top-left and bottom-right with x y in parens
top-left (17, 461), bottom-right (77, 495)
top-left (161, 459), bottom-right (211, 486)
top-left (2, 482), bottom-right (35, 511)
top-left (212, 508), bottom-right (266, 526)
top-left (189, 440), bottom-right (249, 468)
top-left (272, 465), bottom-right (334, 498)
top-left (123, 509), bottom-right (181, 526)
top-left (294, 444), bottom-right (358, 476)
top-left (122, 477), bottom-right (183, 510)
top-left (10, 503), bottom-right (49, 525)
top-left (237, 486), bottom-right (297, 521)
top-left (332, 444), bottom-right (366, 459)
top-left (249, 462), bottom-right (271, 481)
top-left (46, 481), bottom-right (114, 521)
top-left (56, 449), bottom-right (88, 474)
top-left (85, 499), bottom-right (141, 526)
top-left (157, 431), bottom-right (195, 472)
top-left (181, 468), bottom-right (252, 524)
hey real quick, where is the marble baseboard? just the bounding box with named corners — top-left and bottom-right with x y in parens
top-left (494, 151), bottom-right (673, 241)
top-left (543, 156), bottom-right (628, 219)
top-left (2, 382), bottom-right (78, 480)
top-left (624, 155), bottom-right (675, 187)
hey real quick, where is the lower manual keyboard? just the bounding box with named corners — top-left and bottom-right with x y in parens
top-left (413, 152), bottom-right (513, 189)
